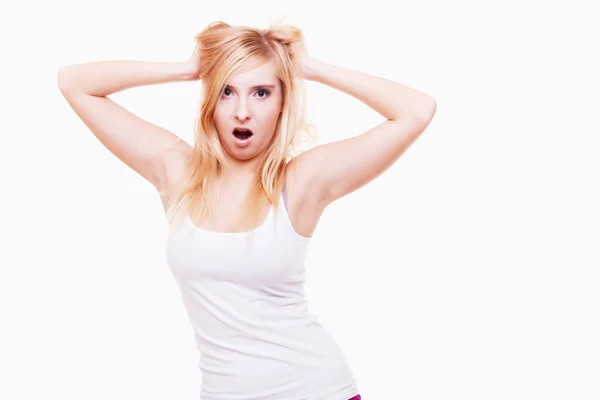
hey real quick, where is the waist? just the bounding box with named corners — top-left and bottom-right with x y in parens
top-left (195, 323), bottom-right (356, 399)
top-left (199, 355), bottom-right (358, 400)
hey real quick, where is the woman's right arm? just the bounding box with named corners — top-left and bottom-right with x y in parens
top-left (57, 59), bottom-right (198, 192)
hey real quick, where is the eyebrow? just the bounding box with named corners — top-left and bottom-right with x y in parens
top-left (224, 84), bottom-right (276, 91)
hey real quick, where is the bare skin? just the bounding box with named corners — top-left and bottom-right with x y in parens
top-left (58, 38), bottom-right (436, 239)
top-left (161, 42), bottom-right (436, 237)
top-left (161, 147), bottom-right (319, 238)
top-left (175, 58), bottom-right (321, 237)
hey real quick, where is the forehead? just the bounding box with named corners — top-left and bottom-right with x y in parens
top-left (227, 60), bottom-right (280, 88)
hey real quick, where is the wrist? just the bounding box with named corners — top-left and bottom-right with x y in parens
top-left (303, 58), bottom-right (324, 81)
top-left (175, 61), bottom-right (200, 81)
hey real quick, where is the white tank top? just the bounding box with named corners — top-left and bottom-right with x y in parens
top-left (165, 187), bottom-right (360, 400)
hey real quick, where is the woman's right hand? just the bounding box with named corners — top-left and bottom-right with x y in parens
top-left (183, 41), bottom-right (202, 80)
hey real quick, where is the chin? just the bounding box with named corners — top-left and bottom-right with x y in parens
top-left (226, 145), bottom-right (261, 162)
top-left (233, 153), bottom-right (258, 161)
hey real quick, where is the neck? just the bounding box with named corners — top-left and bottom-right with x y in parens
top-left (219, 151), bottom-right (266, 182)
top-left (218, 160), bottom-right (260, 184)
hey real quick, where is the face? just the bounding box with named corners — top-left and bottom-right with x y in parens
top-left (214, 59), bottom-right (283, 164)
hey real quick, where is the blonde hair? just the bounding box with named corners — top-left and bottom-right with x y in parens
top-left (162, 21), bottom-right (317, 238)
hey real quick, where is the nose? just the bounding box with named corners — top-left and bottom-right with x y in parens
top-left (235, 100), bottom-right (251, 121)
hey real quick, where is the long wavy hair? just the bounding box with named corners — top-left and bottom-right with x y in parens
top-left (161, 21), bottom-right (317, 238)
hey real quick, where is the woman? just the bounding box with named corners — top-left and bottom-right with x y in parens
top-left (58, 20), bottom-right (436, 400)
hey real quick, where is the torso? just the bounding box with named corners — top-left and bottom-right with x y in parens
top-left (157, 148), bottom-right (325, 238)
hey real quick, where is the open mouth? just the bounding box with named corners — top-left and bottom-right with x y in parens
top-left (232, 128), bottom-right (254, 140)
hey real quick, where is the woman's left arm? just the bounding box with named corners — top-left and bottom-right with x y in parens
top-left (296, 57), bottom-right (437, 206)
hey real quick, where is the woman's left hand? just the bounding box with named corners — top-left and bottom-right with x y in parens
top-left (290, 39), bottom-right (313, 80)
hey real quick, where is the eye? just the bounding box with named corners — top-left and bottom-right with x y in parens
top-left (222, 87), bottom-right (232, 97)
top-left (256, 89), bottom-right (270, 98)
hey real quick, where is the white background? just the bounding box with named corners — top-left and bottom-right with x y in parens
top-left (2, 0), bottom-right (599, 399)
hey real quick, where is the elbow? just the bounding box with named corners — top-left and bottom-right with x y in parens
top-left (57, 67), bottom-right (70, 92)
top-left (414, 97), bottom-right (437, 122)
top-left (57, 66), bottom-right (79, 93)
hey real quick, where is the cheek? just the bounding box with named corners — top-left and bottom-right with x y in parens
top-left (213, 108), bottom-right (229, 132)
top-left (260, 111), bottom-right (281, 141)
top-left (261, 102), bottom-right (282, 123)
